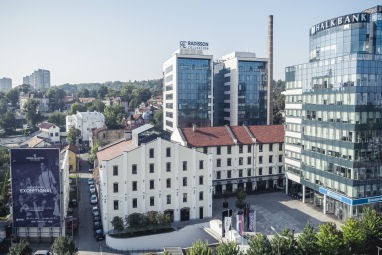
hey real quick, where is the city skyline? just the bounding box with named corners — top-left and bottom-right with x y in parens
top-left (0, 0), bottom-right (380, 86)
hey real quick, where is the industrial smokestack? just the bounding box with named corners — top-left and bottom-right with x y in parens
top-left (267, 15), bottom-right (274, 125)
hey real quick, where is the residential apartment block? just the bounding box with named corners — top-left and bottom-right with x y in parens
top-left (23, 69), bottom-right (50, 91)
top-left (96, 125), bottom-right (213, 232)
top-left (171, 125), bottom-right (284, 195)
top-left (66, 111), bottom-right (105, 143)
top-left (0, 77), bottom-right (12, 92)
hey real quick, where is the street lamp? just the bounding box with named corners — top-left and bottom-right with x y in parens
top-left (377, 246), bottom-right (382, 255)
top-left (271, 226), bottom-right (290, 255)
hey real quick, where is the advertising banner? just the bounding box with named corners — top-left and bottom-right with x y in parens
top-left (11, 148), bottom-right (61, 228)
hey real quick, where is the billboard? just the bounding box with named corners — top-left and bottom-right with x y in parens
top-left (11, 148), bottom-right (61, 228)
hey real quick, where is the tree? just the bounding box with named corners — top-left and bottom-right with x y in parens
top-left (359, 208), bottom-right (382, 254)
top-left (97, 85), bottom-right (108, 99)
top-left (6, 88), bottom-right (19, 107)
top-left (23, 99), bottom-right (41, 127)
top-left (272, 80), bottom-right (285, 124)
top-left (341, 218), bottom-right (365, 255)
top-left (297, 222), bottom-right (318, 255)
top-left (88, 99), bottom-right (105, 113)
top-left (104, 105), bottom-right (125, 129)
top-left (46, 87), bottom-right (66, 111)
top-left (48, 112), bottom-right (67, 127)
top-left (187, 240), bottom-right (212, 255)
top-left (216, 241), bottom-right (243, 255)
top-left (0, 111), bottom-right (16, 134)
top-left (51, 236), bottom-right (76, 255)
top-left (316, 222), bottom-right (343, 255)
top-left (111, 216), bottom-right (124, 232)
top-left (67, 127), bottom-right (81, 146)
top-left (69, 103), bottom-right (87, 115)
top-left (270, 228), bottom-right (297, 255)
top-left (9, 239), bottom-right (32, 255)
top-left (235, 188), bottom-right (247, 210)
top-left (247, 233), bottom-right (272, 255)
top-left (89, 143), bottom-right (100, 166)
top-left (152, 110), bottom-right (163, 129)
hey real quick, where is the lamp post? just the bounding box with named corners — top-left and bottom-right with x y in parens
top-left (271, 226), bottom-right (290, 255)
top-left (377, 246), bottom-right (382, 255)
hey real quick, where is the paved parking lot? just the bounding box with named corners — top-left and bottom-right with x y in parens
top-left (212, 191), bottom-right (341, 235)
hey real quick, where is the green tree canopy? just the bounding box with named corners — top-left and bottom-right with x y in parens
top-left (247, 233), bottom-right (272, 255)
top-left (216, 241), bottom-right (243, 255)
top-left (111, 216), bottom-right (124, 232)
top-left (316, 222), bottom-right (343, 255)
top-left (297, 222), bottom-right (318, 255)
top-left (87, 99), bottom-right (105, 113)
top-left (270, 228), bottom-right (297, 255)
top-left (104, 105), bottom-right (125, 129)
top-left (235, 188), bottom-right (247, 209)
top-left (0, 111), bottom-right (16, 134)
top-left (48, 112), bottom-right (67, 127)
top-left (6, 88), bottom-right (19, 107)
top-left (359, 208), bottom-right (382, 254)
top-left (67, 127), bottom-right (81, 146)
top-left (9, 239), bottom-right (32, 255)
top-left (342, 218), bottom-right (366, 254)
top-left (187, 240), bottom-right (212, 255)
top-left (23, 99), bottom-right (41, 127)
top-left (152, 109), bottom-right (163, 129)
top-left (51, 236), bottom-right (76, 255)
top-left (69, 102), bottom-right (87, 115)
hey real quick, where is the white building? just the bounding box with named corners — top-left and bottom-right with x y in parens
top-left (0, 77), bottom-right (12, 92)
top-left (23, 69), bottom-right (50, 91)
top-left (172, 125), bottom-right (284, 195)
top-left (20, 94), bottom-right (50, 113)
top-left (66, 111), bottom-right (105, 143)
top-left (38, 122), bottom-right (61, 144)
top-left (96, 124), bottom-right (213, 232)
top-left (163, 48), bottom-right (213, 132)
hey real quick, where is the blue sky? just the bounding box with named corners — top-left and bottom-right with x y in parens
top-left (0, 0), bottom-right (380, 85)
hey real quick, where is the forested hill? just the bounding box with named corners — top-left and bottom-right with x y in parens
top-left (57, 79), bottom-right (162, 95)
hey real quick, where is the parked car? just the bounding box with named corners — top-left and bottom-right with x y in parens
top-left (93, 221), bottom-right (102, 230)
top-left (90, 194), bottom-right (98, 204)
top-left (34, 251), bottom-right (52, 255)
top-left (89, 168), bottom-right (94, 173)
top-left (93, 215), bottom-right (101, 222)
top-left (88, 178), bottom-right (94, 185)
top-left (89, 184), bottom-right (96, 193)
top-left (92, 206), bottom-right (99, 216)
top-left (94, 229), bottom-right (105, 241)
top-left (69, 199), bottom-right (78, 208)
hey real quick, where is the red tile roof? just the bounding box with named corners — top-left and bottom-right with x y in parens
top-left (38, 122), bottom-right (55, 130)
top-left (97, 139), bottom-right (137, 162)
top-left (182, 126), bottom-right (235, 147)
top-left (248, 125), bottom-right (285, 143)
top-left (230, 126), bottom-right (253, 144)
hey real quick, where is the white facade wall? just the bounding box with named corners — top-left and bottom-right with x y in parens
top-left (40, 126), bottom-right (60, 143)
top-left (98, 138), bottom-right (213, 232)
top-left (66, 112), bottom-right (105, 142)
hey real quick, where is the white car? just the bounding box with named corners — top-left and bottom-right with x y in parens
top-left (90, 194), bottom-right (98, 204)
top-left (34, 251), bottom-right (53, 255)
top-left (89, 184), bottom-right (96, 193)
top-left (88, 178), bottom-right (94, 185)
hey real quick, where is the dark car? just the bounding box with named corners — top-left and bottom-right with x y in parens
top-left (93, 215), bottom-right (101, 222)
top-left (93, 221), bottom-right (102, 230)
top-left (94, 229), bottom-right (104, 241)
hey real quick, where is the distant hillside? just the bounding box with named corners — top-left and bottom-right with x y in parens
top-left (58, 79), bottom-right (162, 95)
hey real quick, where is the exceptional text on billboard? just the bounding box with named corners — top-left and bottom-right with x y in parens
top-left (11, 148), bottom-right (61, 228)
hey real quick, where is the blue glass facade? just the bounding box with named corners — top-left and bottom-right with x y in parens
top-left (237, 61), bottom-right (267, 125)
top-left (177, 58), bottom-right (212, 128)
top-left (285, 6), bottom-right (382, 220)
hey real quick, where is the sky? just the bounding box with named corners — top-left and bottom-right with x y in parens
top-left (0, 0), bottom-right (380, 86)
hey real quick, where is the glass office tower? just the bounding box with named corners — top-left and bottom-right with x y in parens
top-left (163, 49), bottom-right (213, 132)
top-left (285, 6), bottom-right (382, 221)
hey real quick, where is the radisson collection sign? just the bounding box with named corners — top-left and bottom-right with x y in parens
top-left (310, 12), bottom-right (369, 36)
top-left (180, 41), bottom-right (209, 50)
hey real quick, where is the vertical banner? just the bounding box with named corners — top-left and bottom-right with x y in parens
top-left (249, 209), bottom-right (256, 232)
top-left (224, 216), bottom-right (231, 236)
top-left (11, 148), bottom-right (61, 228)
top-left (236, 213), bottom-right (244, 236)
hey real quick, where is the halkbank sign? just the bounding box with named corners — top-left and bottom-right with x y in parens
top-left (310, 13), bottom-right (369, 36)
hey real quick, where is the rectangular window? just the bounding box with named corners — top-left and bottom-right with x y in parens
top-left (183, 193), bottom-right (187, 203)
top-left (259, 167), bottom-right (263, 175)
top-left (150, 180), bottom-right (154, 190)
top-left (269, 155), bottom-right (273, 163)
top-left (239, 157), bottom-right (243, 165)
top-left (239, 169), bottom-right (243, 178)
top-left (269, 144), bottom-right (273, 151)
top-left (150, 196), bottom-right (154, 206)
top-left (167, 195), bottom-right (171, 204)
top-left (239, 145), bottom-right (243, 153)
top-left (132, 198), bottom-right (137, 208)
top-left (114, 200), bottom-right (119, 210)
top-left (217, 146), bottom-right (221, 155)
top-left (269, 167), bottom-right (273, 175)
top-left (199, 160), bottom-right (204, 169)
top-left (199, 176), bottom-right (203, 185)
top-left (217, 159), bottom-right (221, 167)
top-left (113, 183), bottom-right (118, 193)
top-left (247, 168), bottom-right (251, 176)
top-left (227, 158), bottom-right (232, 166)
top-left (279, 155), bottom-right (283, 162)
top-left (149, 163), bottom-right (154, 173)
top-left (166, 178), bottom-right (171, 188)
top-left (259, 156), bottom-right (263, 164)
top-left (227, 146), bottom-right (232, 154)
top-left (247, 145), bottom-right (252, 153)
top-left (149, 148), bottom-right (154, 158)
top-left (166, 162), bottom-right (171, 172)
top-left (132, 164), bottom-right (137, 174)
top-left (199, 191), bottom-right (204, 201)
top-left (132, 181), bottom-right (137, 191)
top-left (166, 147), bottom-right (171, 157)
top-left (279, 166), bottom-right (283, 174)
top-left (183, 161), bottom-right (187, 171)
top-left (183, 177), bottom-right (187, 186)
top-left (247, 157), bottom-right (251, 165)
top-left (259, 144), bottom-right (263, 152)
top-left (217, 171), bottom-right (221, 179)
top-left (113, 165), bottom-right (118, 176)
top-left (227, 170), bottom-right (231, 178)
top-left (203, 147), bottom-right (208, 153)
top-left (279, 143), bottom-right (283, 151)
